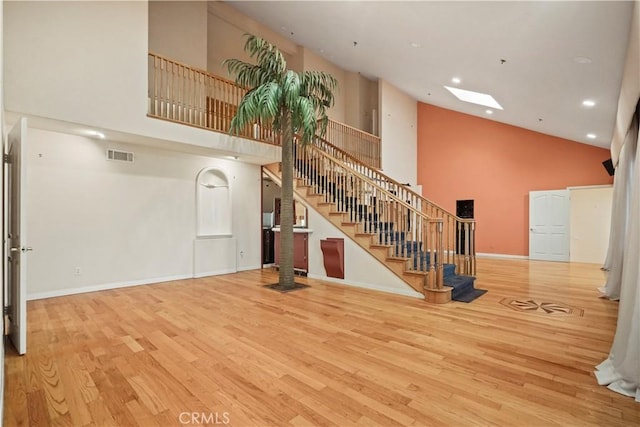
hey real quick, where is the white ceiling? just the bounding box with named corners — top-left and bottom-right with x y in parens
top-left (227, 1), bottom-right (634, 149)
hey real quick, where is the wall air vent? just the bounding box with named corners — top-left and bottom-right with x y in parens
top-left (107, 149), bottom-right (134, 162)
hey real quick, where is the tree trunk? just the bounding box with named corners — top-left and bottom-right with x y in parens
top-left (279, 111), bottom-right (296, 289)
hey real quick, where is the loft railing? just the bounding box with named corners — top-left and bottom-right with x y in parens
top-left (324, 120), bottom-right (381, 169)
top-left (147, 52), bottom-right (381, 164)
top-left (311, 137), bottom-right (476, 276)
top-left (147, 52), bottom-right (280, 144)
top-left (295, 139), bottom-right (445, 290)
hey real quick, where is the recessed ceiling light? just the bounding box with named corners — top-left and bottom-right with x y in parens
top-left (410, 42), bottom-right (421, 48)
top-left (485, 109), bottom-right (493, 115)
top-left (87, 130), bottom-right (105, 139)
top-left (586, 133), bottom-right (597, 139)
top-left (444, 86), bottom-right (503, 110)
top-left (451, 77), bottom-right (461, 84)
top-left (582, 100), bottom-right (596, 107)
top-left (573, 56), bottom-right (593, 64)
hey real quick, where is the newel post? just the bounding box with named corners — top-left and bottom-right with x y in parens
top-left (424, 219), bottom-right (452, 304)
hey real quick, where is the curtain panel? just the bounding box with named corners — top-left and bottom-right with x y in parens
top-left (595, 103), bottom-right (640, 401)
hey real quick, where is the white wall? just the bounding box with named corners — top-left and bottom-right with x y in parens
top-left (207, 1), bottom-right (298, 77)
top-left (305, 203), bottom-right (422, 298)
top-left (26, 128), bottom-right (262, 299)
top-left (262, 177), bottom-right (280, 212)
top-left (344, 72), bottom-right (378, 134)
top-left (4, 1), bottom-right (279, 163)
top-left (149, 0), bottom-right (208, 70)
top-left (302, 49), bottom-right (346, 123)
top-left (379, 80), bottom-right (418, 186)
top-left (570, 185), bottom-right (613, 264)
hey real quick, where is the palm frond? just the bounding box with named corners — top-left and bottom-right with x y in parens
top-left (243, 34), bottom-right (287, 80)
top-left (301, 71), bottom-right (338, 101)
top-left (224, 59), bottom-right (277, 88)
top-left (292, 97), bottom-right (318, 144)
top-left (282, 71), bottom-right (302, 108)
top-left (229, 82), bottom-right (283, 135)
top-left (226, 34), bottom-right (337, 142)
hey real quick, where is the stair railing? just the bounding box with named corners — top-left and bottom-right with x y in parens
top-left (148, 52), bottom-right (382, 165)
top-left (148, 52), bottom-right (281, 145)
top-left (324, 120), bottom-right (381, 169)
top-left (312, 136), bottom-right (476, 276)
top-left (295, 140), bottom-right (445, 291)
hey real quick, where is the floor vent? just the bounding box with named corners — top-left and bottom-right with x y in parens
top-left (107, 149), bottom-right (134, 162)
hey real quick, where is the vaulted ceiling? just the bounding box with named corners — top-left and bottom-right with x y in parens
top-left (227, 1), bottom-right (634, 149)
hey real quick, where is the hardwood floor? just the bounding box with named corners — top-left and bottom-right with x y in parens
top-left (4, 259), bottom-right (639, 426)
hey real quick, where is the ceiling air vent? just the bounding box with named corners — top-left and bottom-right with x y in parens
top-left (107, 149), bottom-right (134, 162)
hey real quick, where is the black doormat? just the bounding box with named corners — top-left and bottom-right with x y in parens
top-left (263, 283), bottom-right (310, 293)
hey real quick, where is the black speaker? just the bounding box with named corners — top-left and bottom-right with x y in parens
top-left (456, 200), bottom-right (474, 219)
top-left (602, 158), bottom-right (615, 176)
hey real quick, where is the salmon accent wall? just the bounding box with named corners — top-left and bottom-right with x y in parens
top-left (417, 103), bottom-right (614, 256)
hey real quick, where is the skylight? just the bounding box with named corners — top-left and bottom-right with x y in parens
top-left (444, 86), bottom-right (503, 110)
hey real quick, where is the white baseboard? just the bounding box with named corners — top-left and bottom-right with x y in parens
top-left (237, 265), bottom-right (262, 272)
top-left (476, 252), bottom-right (529, 260)
top-left (306, 273), bottom-right (423, 298)
top-left (27, 273), bottom-right (193, 301)
top-left (194, 268), bottom-right (237, 278)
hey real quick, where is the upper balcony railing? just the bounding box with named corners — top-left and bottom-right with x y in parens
top-left (148, 52), bottom-right (280, 144)
top-left (148, 52), bottom-right (381, 167)
top-left (324, 120), bottom-right (381, 169)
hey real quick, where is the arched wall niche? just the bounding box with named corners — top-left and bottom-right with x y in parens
top-left (196, 167), bottom-right (232, 237)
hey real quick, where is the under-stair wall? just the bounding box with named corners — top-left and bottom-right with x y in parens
top-left (265, 170), bottom-right (423, 298)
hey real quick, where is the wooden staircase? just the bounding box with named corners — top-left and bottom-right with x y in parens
top-left (264, 142), bottom-right (462, 303)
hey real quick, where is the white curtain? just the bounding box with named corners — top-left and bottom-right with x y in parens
top-left (601, 115), bottom-right (638, 299)
top-left (595, 105), bottom-right (640, 401)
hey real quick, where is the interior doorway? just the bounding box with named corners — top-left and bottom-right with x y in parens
top-left (529, 190), bottom-right (570, 262)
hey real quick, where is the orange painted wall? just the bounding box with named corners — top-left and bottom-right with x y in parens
top-left (417, 103), bottom-right (614, 256)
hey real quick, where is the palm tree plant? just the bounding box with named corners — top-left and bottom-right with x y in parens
top-left (225, 34), bottom-right (337, 291)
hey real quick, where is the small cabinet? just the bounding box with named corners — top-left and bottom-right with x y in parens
top-left (274, 230), bottom-right (309, 273)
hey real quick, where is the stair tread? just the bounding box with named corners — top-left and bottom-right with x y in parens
top-left (387, 256), bottom-right (411, 262)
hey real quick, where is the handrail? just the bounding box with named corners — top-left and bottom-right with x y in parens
top-left (296, 138), bottom-right (445, 290)
top-left (312, 136), bottom-right (476, 276)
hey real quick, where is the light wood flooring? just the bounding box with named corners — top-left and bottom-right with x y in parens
top-left (4, 258), bottom-right (640, 426)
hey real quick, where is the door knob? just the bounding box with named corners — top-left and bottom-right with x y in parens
top-left (21, 247), bottom-right (33, 252)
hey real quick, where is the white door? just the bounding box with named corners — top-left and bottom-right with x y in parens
top-left (529, 190), bottom-right (570, 262)
top-left (7, 118), bottom-right (29, 355)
